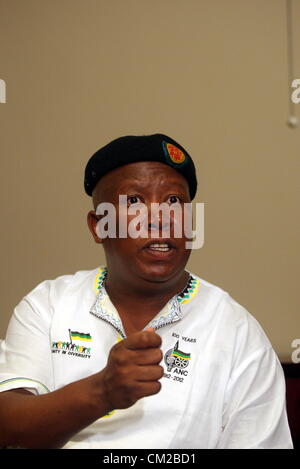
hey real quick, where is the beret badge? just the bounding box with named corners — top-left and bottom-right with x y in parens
top-left (162, 141), bottom-right (186, 166)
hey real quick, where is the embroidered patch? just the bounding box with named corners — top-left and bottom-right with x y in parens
top-left (163, 340), bottom-right (192, 384)
top-left (51, 329), bottom-right (92, 358)
top-left (164, 340), bottom-right (191, 372)
top-left (69, 330), bottom-right (92, 342)
top-left (163, 141), bottom-right (186, 165)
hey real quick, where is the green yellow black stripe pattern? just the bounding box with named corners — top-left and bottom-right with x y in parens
top-left (177, 276), bottom-right (200, 304)
top-left (69, 329), bottom-right (92, 342)
top-left (172, 350), bottom-right (191, 360)
top-left (94, 266), bottom-right (108, 293)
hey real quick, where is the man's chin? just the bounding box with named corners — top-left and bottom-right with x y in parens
top-left (136, 263), bottom-right (183, 284)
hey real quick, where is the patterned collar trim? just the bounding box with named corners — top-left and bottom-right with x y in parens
top-left (177, 275), bottom-right (200, 304)
top-left (91, 266), bottom-right (200, 337)
top-left (90, 284), bottom-right (126, 338)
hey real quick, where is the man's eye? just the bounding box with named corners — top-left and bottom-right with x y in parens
top-left (127, 195), bottom-right (141, 206)
top-left (168, 195), bottom-right (181, 205)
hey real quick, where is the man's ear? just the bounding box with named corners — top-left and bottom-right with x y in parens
top-left (87, 210), bottom-right (103, 244)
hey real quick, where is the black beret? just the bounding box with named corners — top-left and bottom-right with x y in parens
top-left (84, 133), bottom-right (197, 200)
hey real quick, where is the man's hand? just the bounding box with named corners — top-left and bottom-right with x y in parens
top-left (102, 328), bottom-right (164, 410)
top-left (0, 328), bottom-right (164, 448)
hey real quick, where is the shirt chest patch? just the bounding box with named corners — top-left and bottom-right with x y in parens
top-left (51, 328), bottom-right (92, 359)
top-left (162, 334), bottom-right (196, 384)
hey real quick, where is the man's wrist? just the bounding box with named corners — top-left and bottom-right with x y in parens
top-left (81, 370), bottom-right (114, 419)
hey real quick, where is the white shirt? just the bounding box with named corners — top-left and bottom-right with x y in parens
top-left (0, 266), bottom-right (293, 448)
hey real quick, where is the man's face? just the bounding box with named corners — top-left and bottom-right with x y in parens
top-left (87, 161), bottom-right (192, 284)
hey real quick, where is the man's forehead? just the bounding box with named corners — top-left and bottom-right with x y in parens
top-left (93, 161), bottom-right (189, 197)
top-left (117, 179), bottom-right (189, 194)
top-left (111, 160), bottom-right (182, 176)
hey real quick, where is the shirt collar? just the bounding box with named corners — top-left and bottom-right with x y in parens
top-left (90, 266), bottom-right (200, 338)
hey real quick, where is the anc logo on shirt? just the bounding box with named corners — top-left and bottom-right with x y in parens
top-left (164, 340), bottom-right (191, 372)
top-left (51, 329), bottom-right (92, 359)
top-left (162, 141), bottom-right (187, 166)
top-left (163, 340), bottom-right (191, 384)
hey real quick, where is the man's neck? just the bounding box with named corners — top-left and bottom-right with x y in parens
top-left (103, 269), bottom-right (190, 335)
top-left (104, 268), bottom-right (189, 303)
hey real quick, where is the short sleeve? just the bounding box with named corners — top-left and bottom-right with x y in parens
top-left (216, 300), bottom-right (293, 449)
top-left (0, 281), bottom-right (54, 395)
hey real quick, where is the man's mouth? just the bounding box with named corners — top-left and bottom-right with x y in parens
top-left (147, 243), bottom-right (172, 252)
top-left (142, 240), bottom-right (176, 256)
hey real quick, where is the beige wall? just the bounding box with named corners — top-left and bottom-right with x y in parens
top-left (0, 0), bottom-right (299, 361)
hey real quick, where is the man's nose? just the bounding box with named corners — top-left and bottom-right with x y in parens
top-left (147, 203), bottom-right (173, 236)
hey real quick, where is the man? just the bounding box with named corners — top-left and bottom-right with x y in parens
top-left (0, 134), bottom-right (293, 448)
